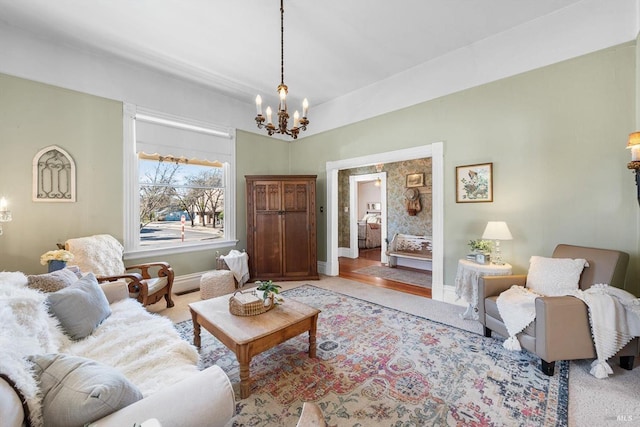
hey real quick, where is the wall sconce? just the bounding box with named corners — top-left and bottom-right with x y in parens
top-left (626, 132), bottom-right (640, 206)
top-left (0, 197), bottom-right (12, 236)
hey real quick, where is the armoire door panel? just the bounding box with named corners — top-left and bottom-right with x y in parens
top-left (254, 212), bottom-right (283, 277)
top-left (282, 211), bottom-right (310, 276)
top-left (254, 182), bottom-right (282, 212)
top-left (283, 182), bottom-right (308, 212)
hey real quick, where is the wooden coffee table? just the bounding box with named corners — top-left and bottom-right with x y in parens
top-left (189, 293), bottom-right (320, 399)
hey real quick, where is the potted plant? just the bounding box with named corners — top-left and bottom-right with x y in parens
top-left (254, 280), bottom-right (283, 305)
top-left (468, 239), bottom-right (492, 254)
top-left (40, 249), bottom-right (74, 272)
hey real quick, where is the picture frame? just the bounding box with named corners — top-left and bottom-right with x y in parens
top-left (455, 163), bottom-right (493, 203)
top-left (367, 202), bottom-right (381, 212)
top-left (406, 173), bottom-right (424, 188)
top-left (475, 253), bottom-right (490, 265)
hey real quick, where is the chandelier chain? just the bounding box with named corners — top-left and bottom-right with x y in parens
top-left (280, 0), bottom-right (285, 86)
top-left (254, 0), bottom-right (309, 139)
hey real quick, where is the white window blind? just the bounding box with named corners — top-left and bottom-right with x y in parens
top-left (135, 109), bottom-right (233, 164)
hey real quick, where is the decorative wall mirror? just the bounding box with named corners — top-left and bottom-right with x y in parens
top-left (32, 145), bottom-right (76, 202)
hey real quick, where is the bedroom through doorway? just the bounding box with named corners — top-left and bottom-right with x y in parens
top-left (326, 143), bottom-right (444, 300)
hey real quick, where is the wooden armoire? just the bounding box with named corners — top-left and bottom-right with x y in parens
top-left (245, 175), bottom-right (319, 281)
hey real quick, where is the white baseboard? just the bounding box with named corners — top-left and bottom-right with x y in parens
top-left (443, 284), bottom-right (466, 306)
top-left (338, 247), bottom-right (351, 258)
top-left (172, 271), bottom-right (211, 294)
top-left (317, 261), bottom-right (328, 276)
top-left (174, 263), bottom-right (330, 292)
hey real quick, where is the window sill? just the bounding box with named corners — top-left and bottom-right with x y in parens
top-left (124, 239), bottom-right (239, 260)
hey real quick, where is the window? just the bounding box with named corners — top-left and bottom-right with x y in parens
top-left (124, 104), bottom-right (236, 258)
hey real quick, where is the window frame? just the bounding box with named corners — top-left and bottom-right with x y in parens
top-left (123, 103), bottom-right (237, 259)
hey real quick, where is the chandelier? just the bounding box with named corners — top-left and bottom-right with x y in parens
top-left (254, 0), bottom-right (309, 139)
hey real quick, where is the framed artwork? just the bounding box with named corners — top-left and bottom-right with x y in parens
top-left (406, 173), bottom-right (424, 188)
top-left (367, 202), bottom-right (381, 211)
top-left (455, 163), bottom-right (493, 203)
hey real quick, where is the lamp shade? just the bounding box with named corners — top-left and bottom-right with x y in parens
top-left (628, 132), bottom-right (640, 148)
top-left (482, 221), bottom-right (512, 241)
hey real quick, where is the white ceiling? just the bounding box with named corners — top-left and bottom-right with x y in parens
top-left (0, 0), bottom-right (589, 112)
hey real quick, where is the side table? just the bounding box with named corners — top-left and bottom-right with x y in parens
top-left (454, 259), bottom-right (512, 320)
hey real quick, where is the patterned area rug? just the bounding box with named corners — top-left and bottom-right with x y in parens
top-left (175, 285), bottom-right (568, 426)
top-left (353, 265), bottom-right (432, 288)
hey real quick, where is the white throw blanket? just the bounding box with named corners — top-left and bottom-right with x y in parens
top-left (0, 271), bottom-right (200, 427)
top-left (66, 234), bottom-right (125, 276)
top-left (497, 283), bottom-right (640, 378)
top-left (496, 285), bottom-right (540, 351)
top-left (221, 250), bottom-right (250, 286)
top-left (571, 284), bottom-right (640, 378)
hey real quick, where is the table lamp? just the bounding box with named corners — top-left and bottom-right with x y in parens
top-left (482, 221), bottom-right (512, 265)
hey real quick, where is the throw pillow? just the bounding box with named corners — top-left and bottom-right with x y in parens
top-left (29, 353), bottom-right (142, 427)
top-left (27, 269), bottom-right (79, 293)
top-left (47, 273), bottom-right (111, 340)
top-left (526, 256), bottom-right (589, 296)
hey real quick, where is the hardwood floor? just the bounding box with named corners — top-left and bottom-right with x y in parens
top-left (338, 248), bottom-right (432, 298)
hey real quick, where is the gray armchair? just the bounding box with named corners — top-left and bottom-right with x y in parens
top-left (478, 244), bottom-right (639, 376)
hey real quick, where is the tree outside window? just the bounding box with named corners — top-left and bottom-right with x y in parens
top-left (138, 159), bottom-right (224, 246)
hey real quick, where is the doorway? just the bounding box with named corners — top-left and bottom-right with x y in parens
top-left (348, 172), bottom-right (387, 263)
top-left (326, 143), bottom-right (444, 300)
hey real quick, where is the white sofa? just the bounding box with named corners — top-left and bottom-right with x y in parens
top-left (0, 271), bottom-right (235, 427)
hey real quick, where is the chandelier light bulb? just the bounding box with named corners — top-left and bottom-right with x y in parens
top-left (255, 95), bottom-right (262, 115)
top-left (302, 98), bottom-right (309, 117)
top-left (293, 110), bottom-right (300, 128)
top-left (266, 106), bottom-right (273, 125)
top-left (278, 87), bottom-right (287, 112)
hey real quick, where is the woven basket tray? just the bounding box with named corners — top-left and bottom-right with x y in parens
top-left (229, 290), bottom-right (274, 316)
top-left (216, 256), bottom-right (230, 271)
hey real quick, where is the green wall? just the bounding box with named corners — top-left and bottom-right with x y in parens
top-left (0, 74), bottom-right (123, 273)
top-left (1, 42), bottom-right (638, 295)
top-left (291, 42), bottom-right (639, 294)
top-left (0, 74), bottom-right (290, 276)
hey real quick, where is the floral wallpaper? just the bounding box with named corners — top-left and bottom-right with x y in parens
top-left (338, 158), bottom-right (432, 248)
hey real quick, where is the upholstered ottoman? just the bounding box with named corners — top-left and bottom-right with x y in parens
top-left (200, 270), bottom-right (235, 300)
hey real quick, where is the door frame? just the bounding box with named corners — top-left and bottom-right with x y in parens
top-left (326, 142), bottom-right (444, 300)
top-left (348, 172), bottom-right (387, 262)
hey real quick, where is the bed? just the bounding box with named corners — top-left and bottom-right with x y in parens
top-left (358, 212), bottom-right (382, 249)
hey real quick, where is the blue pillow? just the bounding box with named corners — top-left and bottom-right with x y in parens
top-left (29, 353), bottom-right (142, 427)
top-left (47, 273), bottom-right (111, 340)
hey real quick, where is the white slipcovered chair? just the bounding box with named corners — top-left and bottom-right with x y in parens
top-left (64, 234), bottom-right (174, 308)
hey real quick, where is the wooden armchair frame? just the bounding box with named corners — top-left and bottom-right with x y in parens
top-left (98, 262), bottom-right (175, 308)
top-left (62, 235), bottom-right (175, 308)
